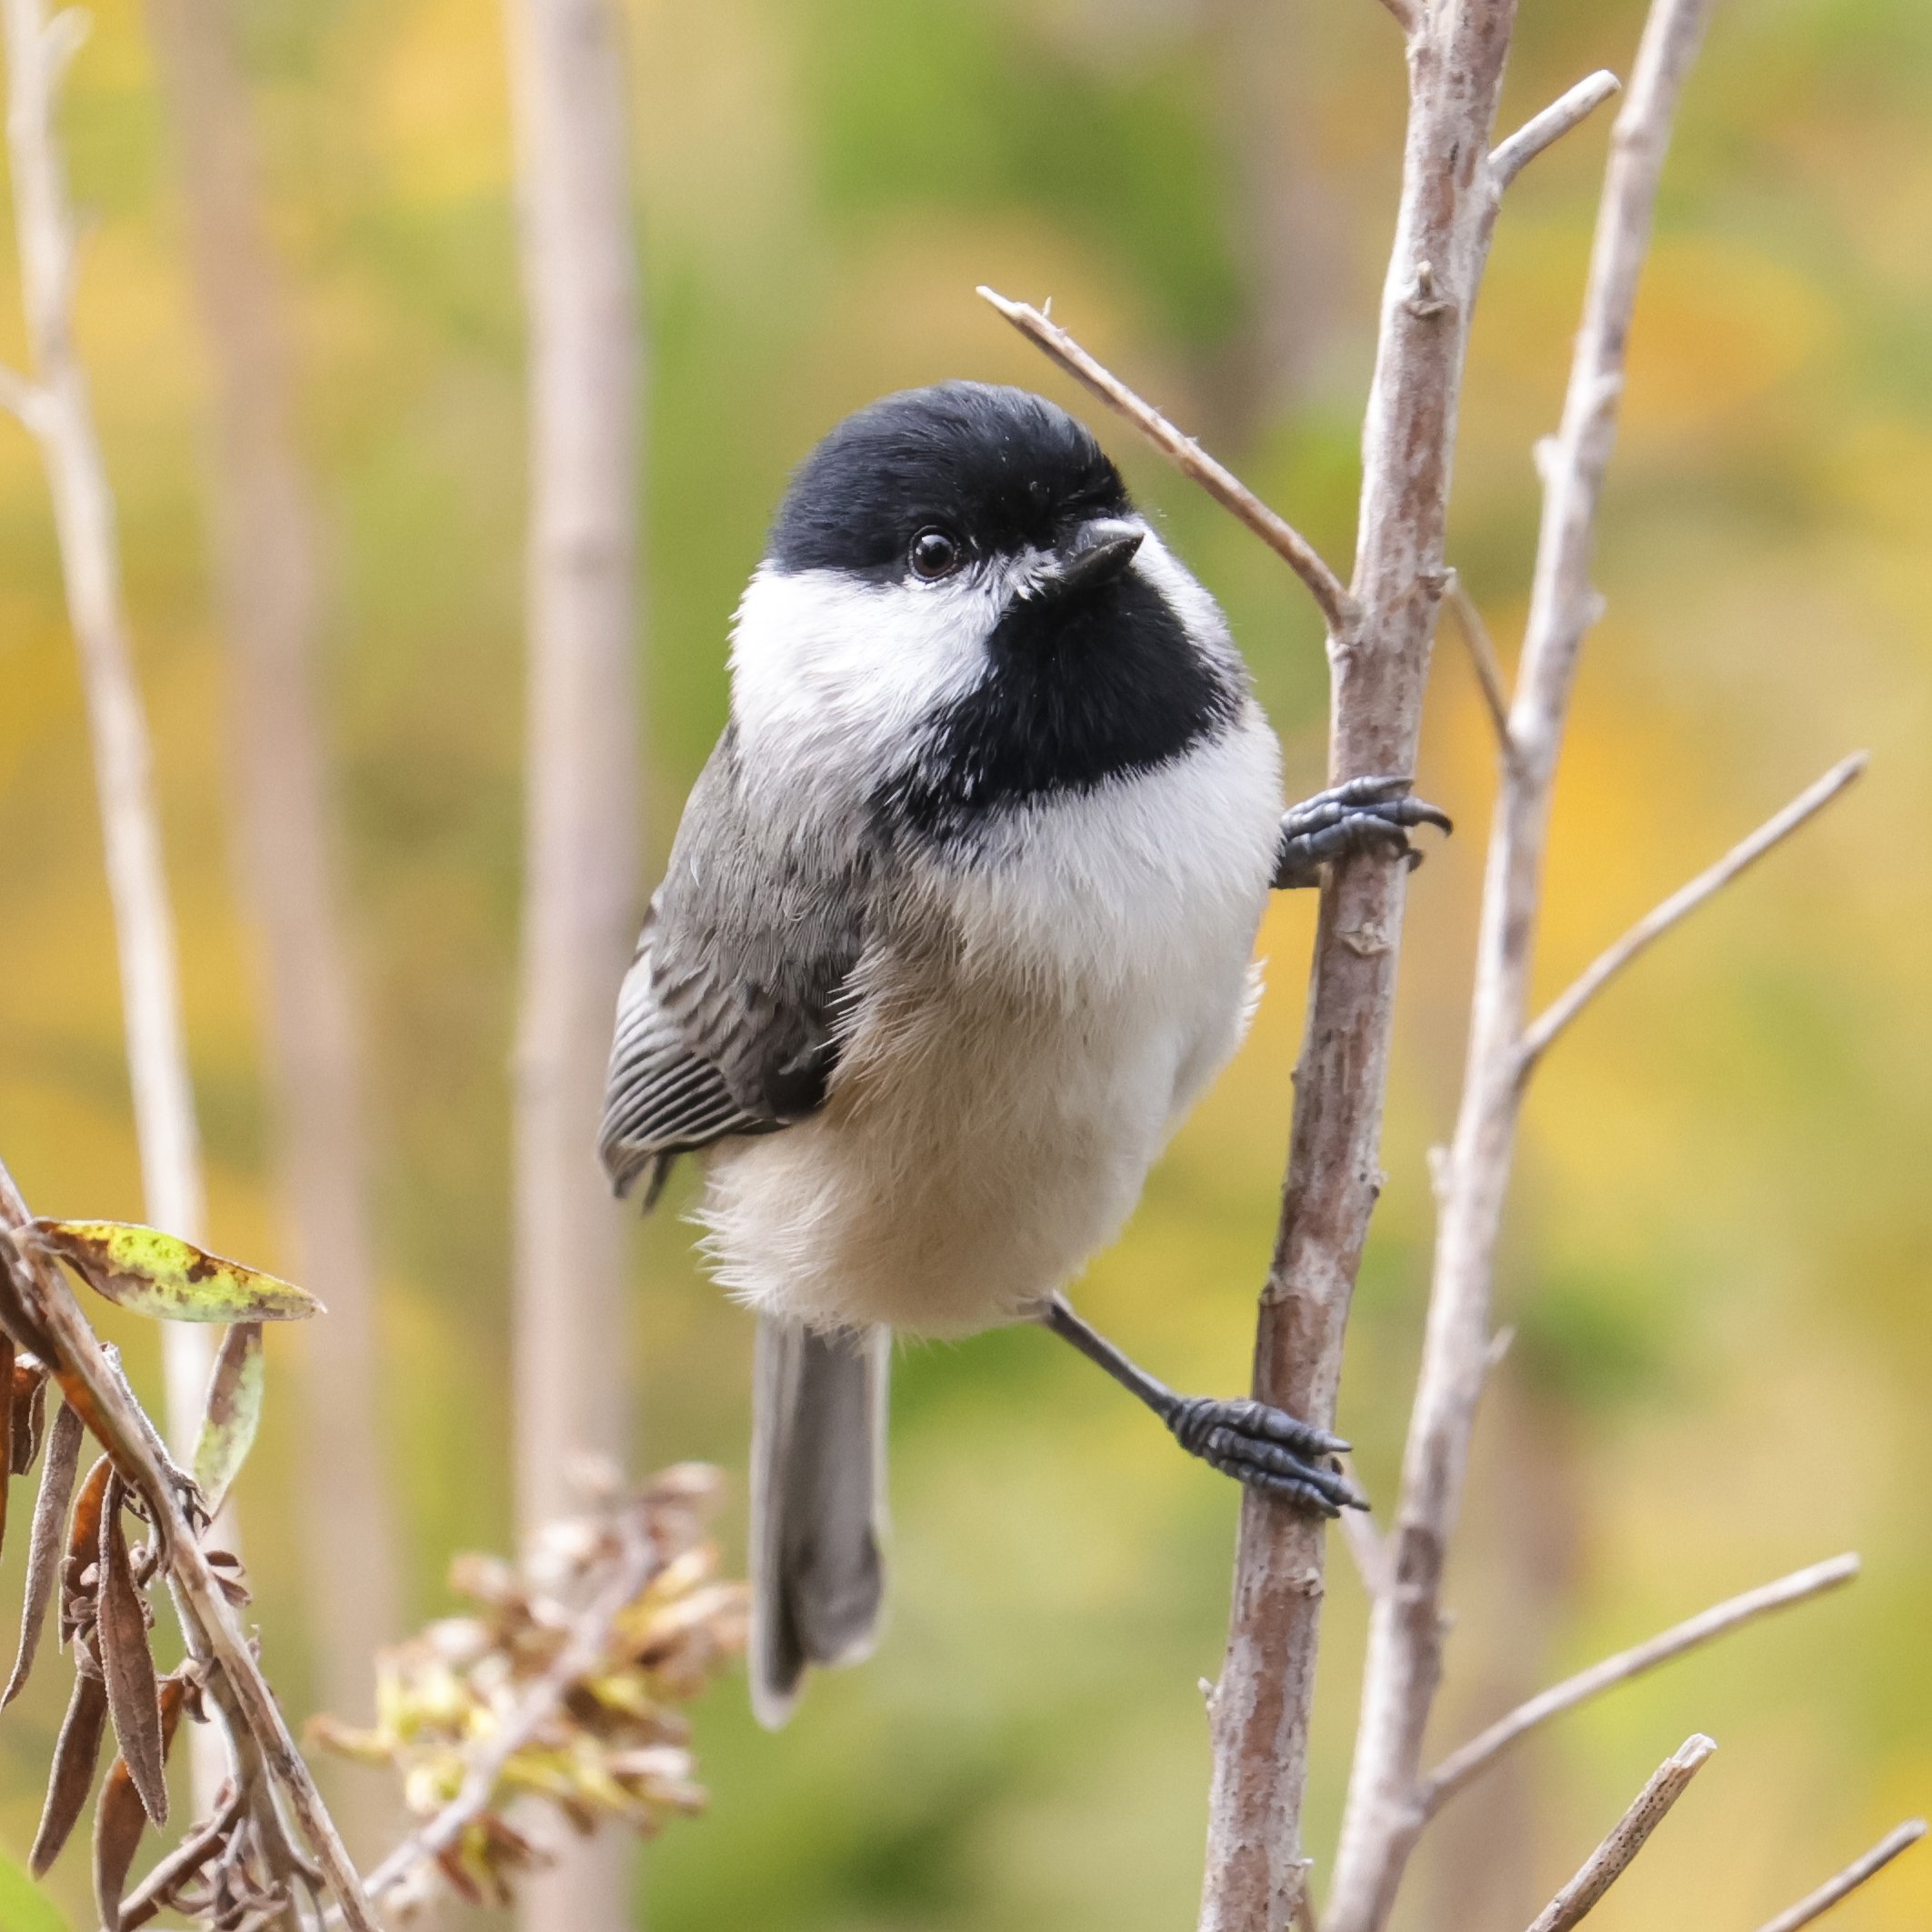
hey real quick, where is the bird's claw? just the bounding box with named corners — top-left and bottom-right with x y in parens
top-left (1274, 775), bottom-right (1452, 890)
top-left (1166, 1396), bottom-right (1366, 1517)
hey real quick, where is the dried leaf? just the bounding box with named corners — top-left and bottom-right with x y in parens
top-left (192, 1320), bottom-right (264, 1516)
top-left (97, 1477), bottom-right (167, 1827)
top-left (94, 1673), bottom-right (187, 1931)
top-left (26, 1220), bottom-right (322, 1323)
top-left (4, 1398), bottom-right (83, 1706)
top-left (61, 1454), bottom-right (113, 1645)
top-left (30, 1667), bottom-right (107, 1874)
top-left (10, 1355), bottom-right (47, 1474)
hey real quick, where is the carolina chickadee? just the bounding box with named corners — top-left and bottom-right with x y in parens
top-left (600, 382), bottom-right (1446, 1726)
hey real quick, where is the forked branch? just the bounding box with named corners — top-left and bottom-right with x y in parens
top-left (977, 285), bottom-right (1356, 636)
top-left (1490, 72), bottom-right (1622, 192)
top-left (1424, 1553), bottom-right (1857, 1813)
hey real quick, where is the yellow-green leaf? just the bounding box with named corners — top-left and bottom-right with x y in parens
top-left (192, 1324), bottom-right (264, 1517)
top-left (26, 1223), bottom-right (322, 1324)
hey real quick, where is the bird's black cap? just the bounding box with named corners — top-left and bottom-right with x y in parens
top-left (768, 382), bottom-right (1130, 580)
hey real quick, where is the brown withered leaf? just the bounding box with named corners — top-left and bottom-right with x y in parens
top-left (4, 1396), bottom-right (83, 1706)
top-left (30, 1665), bottom-right (108, 1874)
top-left (11, 1353), bottom-right (47, 1474)
top-left (97, 1476), bottom-right (167, 1827)
top-left (61, 1453), bottom-right (113, 1646)
top-left (94, 1671), bottom-right (188, 1931)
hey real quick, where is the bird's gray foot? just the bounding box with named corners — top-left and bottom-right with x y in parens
top-left (1274, 775), bottom-right (1452, 890)
top-left (1167, 1396), bottom-right (1365, 1517)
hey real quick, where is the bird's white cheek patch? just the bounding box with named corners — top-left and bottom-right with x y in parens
top-left (728, 565), bottom-right (998, 776)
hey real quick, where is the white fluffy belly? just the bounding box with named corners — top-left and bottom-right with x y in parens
top-left (698, 718), bottom-right (1281, 1336)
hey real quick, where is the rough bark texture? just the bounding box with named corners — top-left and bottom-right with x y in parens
top-left (1322, 5), bottom-right (1718, 1927)
top-left (142, 0), bottom-right (401, 1857)
top-left (1197, 10), bottom-right (1521, 1927)
top-left (500, 0), bottom-right (644, 1923)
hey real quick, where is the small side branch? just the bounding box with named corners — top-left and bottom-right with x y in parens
top-left (1490, 72), bottom-right (1623, 193)
top-left (1752, 1819), bottom-right (1927, 1932)
top-left (976, 285), bottom-right (1357, 636)
top-left (1525, 1734), bottom-right (1716, 1932)
top-left (1424, 1553), bottom-right (1857, 1813)
top-left (1519, 752), bottom-right (1866, 1072)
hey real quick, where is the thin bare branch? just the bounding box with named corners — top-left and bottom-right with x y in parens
top-left (1525, 1734), bottom-right (1715, 1932)
top-left (1425, 1554), bottom-right (1857, 1812)
top-left (976, 285), bottom-right (1357, 636)
top-left (1, 0), bottom-right (217, 1485)
top-left (1519, 753), bottom-right (1865, 1072)
top-left (1490, 72), bottom-right (1622, 191)
top-left (1444, 568), bottom-right (1513, 749)
top-left (1752, 1819), bottom-right (1927, 1932)
top-left (1324, 5), bottom-right (1722, 1927)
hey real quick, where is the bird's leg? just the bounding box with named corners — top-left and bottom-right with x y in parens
top-left (1274, 774), bottom-right (1452, 891)
top-left (1037, 1294), bottom-right (1365, 1517)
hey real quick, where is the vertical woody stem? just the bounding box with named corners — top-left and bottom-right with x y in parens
top-left (1199, 8), bottom-right (1521, 1928)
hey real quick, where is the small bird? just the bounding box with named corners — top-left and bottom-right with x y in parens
top-left (600, 382), bottom-right (1446, 1726)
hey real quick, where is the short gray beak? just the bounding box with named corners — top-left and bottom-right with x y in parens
top-left (1037, 517), bottom-right (1144, 597)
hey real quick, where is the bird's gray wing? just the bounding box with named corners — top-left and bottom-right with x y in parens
top-left (598, 725), bottom-right (876, 1201)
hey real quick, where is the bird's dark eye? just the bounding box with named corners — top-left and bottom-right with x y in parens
top-left (909, 528), bottom-right (962, 581)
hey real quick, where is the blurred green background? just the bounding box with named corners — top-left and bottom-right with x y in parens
top-left (0, 0), bottom-right (1928, 1926)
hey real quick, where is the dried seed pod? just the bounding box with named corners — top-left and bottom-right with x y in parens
top-left (97, 1476), bottom-right (167, 1826)
top-left (30, 1666), bottom-right (109, 1874)
top-left (4, 1396), bottom-right (83, 1706)
top-left (94, 1671), bottom-right (189, 1929)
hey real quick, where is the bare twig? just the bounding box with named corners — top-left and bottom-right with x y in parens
top-left (1323, 5), bottom-right (1721, 1928)
top-left (1525, 1734), bottom-right (1715, 1932)
top-left (359, 1514), bottom-right (661, 1904)
top-left (1490, 72), bottom-right (1622, 192)
top-left (0, 1160), bottom-right (381, 1932)
top-left (1444, 569), bottom-right (1514, 749)
top-left (977, 285), bottom-right (1356, 636)
top-left (2, 0), bottom-right (216, 1455)
top-left (1424, 1554), bottom-right (1857, 1812)
top-left (1751, 1819), bottom-right (1927, 1932)
top-left (1517, 753), bottom-right (1865, 1071)
top-left (501, 0), bottom-right (644, 1917)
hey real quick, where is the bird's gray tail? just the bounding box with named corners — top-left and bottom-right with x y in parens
top-left (748, 1314), bottom-right (889, 1729)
